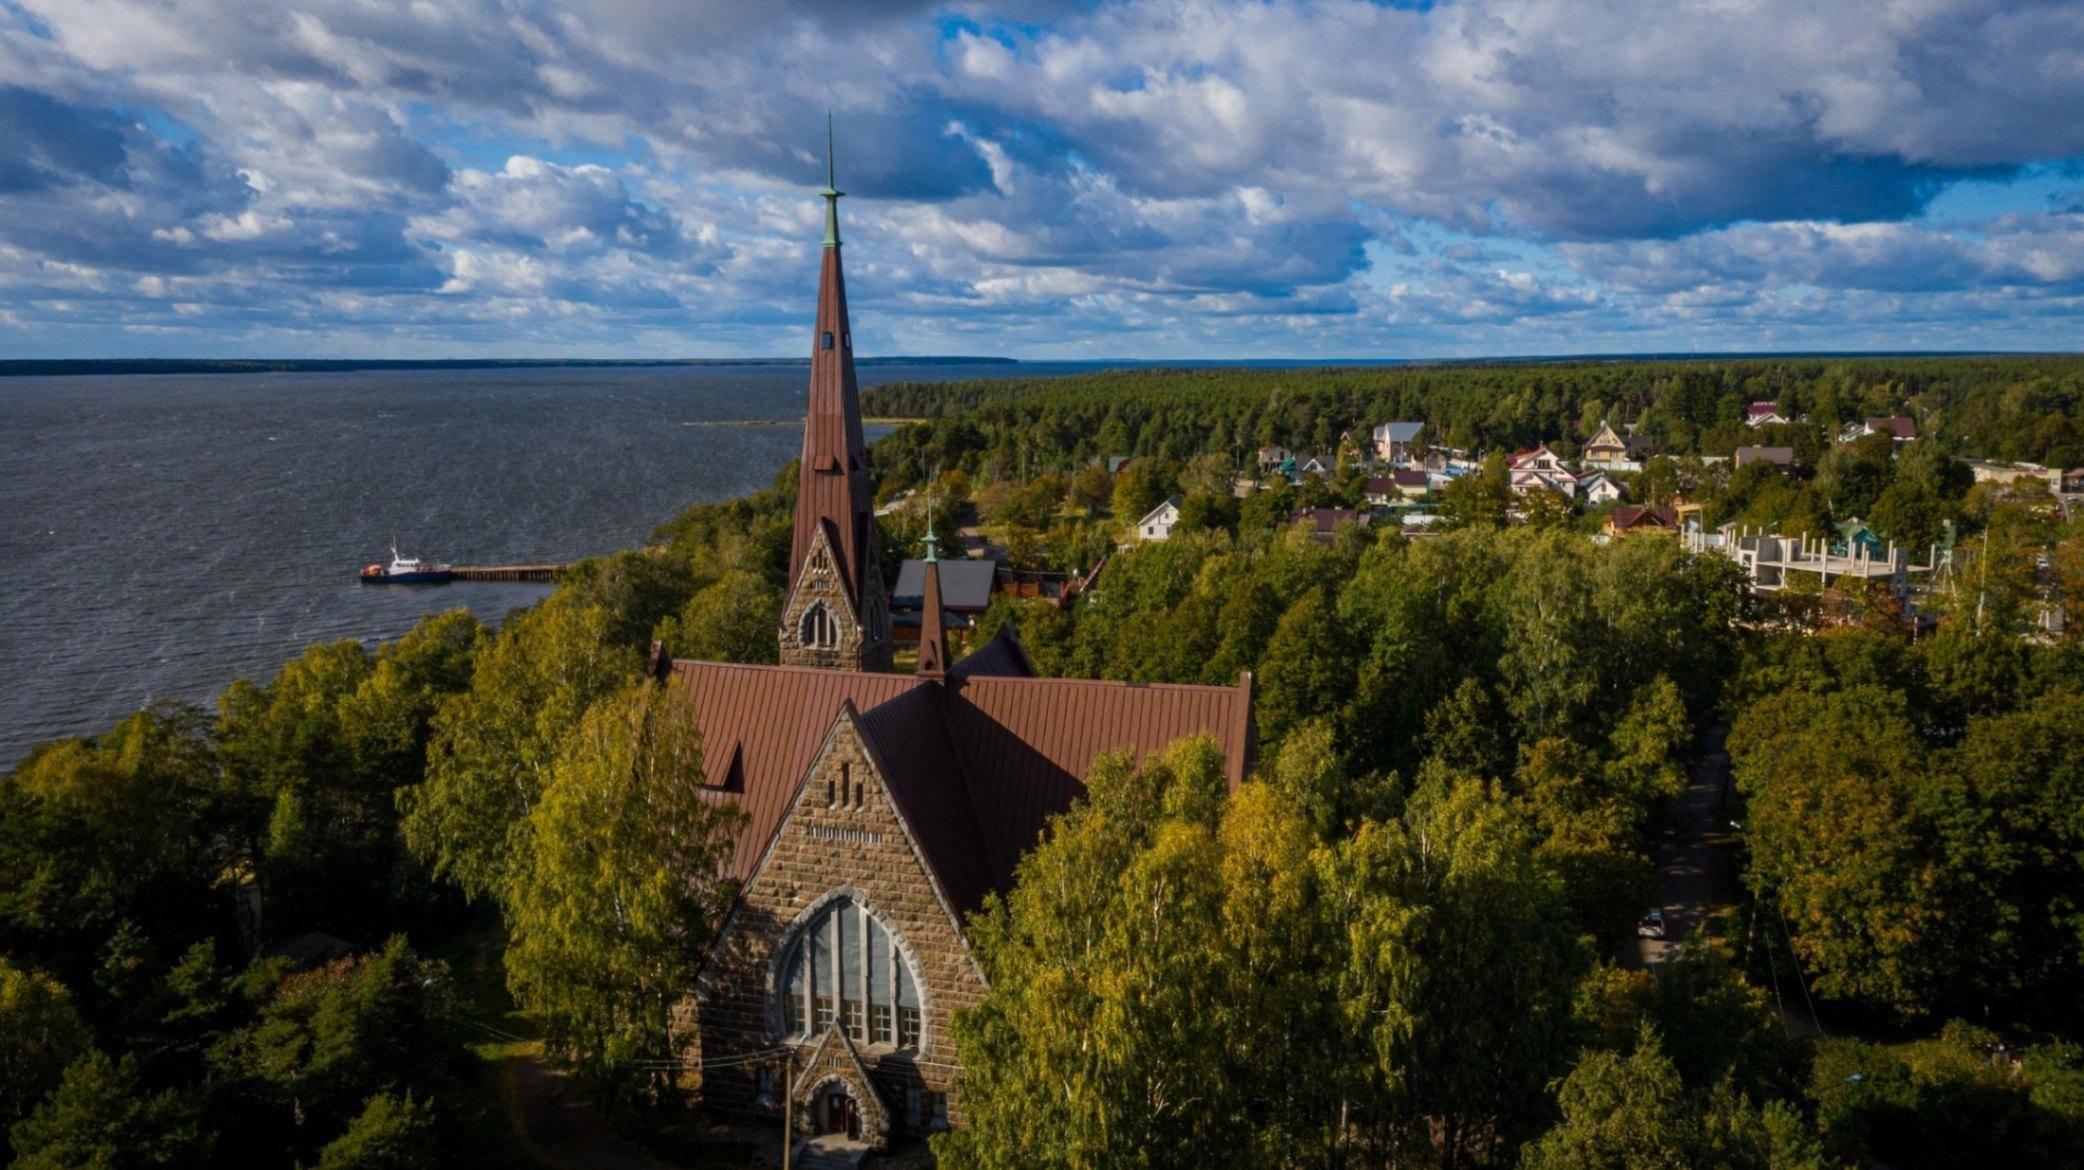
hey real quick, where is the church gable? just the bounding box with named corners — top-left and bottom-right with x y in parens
top-left (780, 522), bottom-right (888, 670)
top-left (680, 703), bottom-right (985, 1125)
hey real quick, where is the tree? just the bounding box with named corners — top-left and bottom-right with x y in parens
top-left (1256, 588), bottom-right (1354, 748)
top-left (1731, 687), bottom-right (1948, 1014)
top-left (1520, 1026), bottom-right (1824, 1170)
top-left (209, 938), bottom-right (456, 1153)
top-left (400, 596), bottom-right (639, 898)
top-left (940, 738), bottom-right (1331, 1170)
top-left (8, 1051), bottom-right (194, 1170)
top-left (0, 959), bottom-right (91, 1135)
top-left (654, 570), bottom-right (778, 664)
top-left (1438, 454), bottom-right (1511, 530)
top-left (502, 684), bottom-right (743, 1098)
top-left (1324, 779), bottom-right (1586, 1166)
top-left (312, 1092), bottom-right (436, 1170)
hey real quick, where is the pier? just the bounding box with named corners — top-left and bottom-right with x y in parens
top-left (450, 563), bottom-right (567, 583)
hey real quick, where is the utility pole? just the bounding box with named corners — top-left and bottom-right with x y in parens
top-left (781, 1050), bottom-right (794, 1170)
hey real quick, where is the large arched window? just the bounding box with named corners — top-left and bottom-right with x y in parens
top-left (779, 896), bottom-right (921, 1049)
top-left (800, 603), bottom-right (836, 649)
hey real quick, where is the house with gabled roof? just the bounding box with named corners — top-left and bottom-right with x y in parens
top-left (1746, 402), bottom-right (1790, 428)
top-left (1372, 421), bottom-right (1424, 466)
top-left (1580, 421), bottom-right (1639, 471)
top-left (662, 158), bottom-right (1255, 1154)
top-left (1580, 472), bottom-right (1624, 505)
top-left (1509, 444), bottom-right (1580, 498)
top-left (1604, 505), bottom-right (1679, 537)
top-left (1135, 495), bottom-right (1183, 542)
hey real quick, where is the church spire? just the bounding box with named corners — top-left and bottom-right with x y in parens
top-left (780, 118), bottom-right (890, 671)
top-left (821, 112), bottom-right (842, 248)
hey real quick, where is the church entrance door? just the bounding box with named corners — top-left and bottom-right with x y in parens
top-left (823, 1087), bottom-right (858, 1140)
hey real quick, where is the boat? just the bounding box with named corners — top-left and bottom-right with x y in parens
top-left (359, 541), bottom-right (455, 584)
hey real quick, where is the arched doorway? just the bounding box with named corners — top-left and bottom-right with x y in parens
top-left (820, 1082), bottom-right (861, 1140)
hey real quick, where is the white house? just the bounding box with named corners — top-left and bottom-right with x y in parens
top-left (1581, 472), bottom-right (1624, 505)
top-left (1509, 444), bottom-right (1580, 498)
top-left (1839, 417), bottom-right (1918, 445)
top-left (1746, 402), bottom-right (1790, 428)
top-left (1136, 496), bottom-right (1183, 542)
top-left (1372, 421), bottom-right (1425, 467)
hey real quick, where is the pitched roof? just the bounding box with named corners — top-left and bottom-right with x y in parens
top-left (1867, 416), bottom-right (1917, 439)
top-left (1138, 495), bottom-right (1183, 526)
top-left (893, 558), bottom-right (997, 610)
top-left (1608, 505), bottom-right (1678, 531)
top-left (1747, 401), bottom-right (1781, 419)
top-left (1734, 445), bottom-right (1795, 467)
top-left (668, 638), bottom-right (1251, 914)
top-left (1374, 421), bottom-right (1423, 442)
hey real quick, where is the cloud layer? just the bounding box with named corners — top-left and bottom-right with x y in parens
top-left (1, 0), bottom-right (2079, 357)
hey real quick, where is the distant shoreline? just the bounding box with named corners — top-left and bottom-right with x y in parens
top-left (0, 356), bottom-right (1021, 379)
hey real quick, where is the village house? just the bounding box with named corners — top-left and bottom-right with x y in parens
top-left (1255, 444), bottom-right (1292, 471)
top-left (1508, 444), bottom-right (1580, 498)
top-left (1372, 421), bottom-right (1424, 467)
top-left (1580, 421), bottom-right (1640, 471)
top-left (1294, 453), bottom-right (1336, 479)
top-left (1135, 496), bottom-right (1183, 542)
top-left (1839, 416), bottom-right (1918, 445)
top-left (1604, 505), bottom-right (1679, 537)
top-left (1746, 401), bottom-right (1790, 428)
top-left (662, 163), bottom-right (1255, 1155)
top-left (1580, 472), bottom-right (1624, 505)
top-left (1288, 506), bottom-right (1374, 539)
top-left (890, 557), bottom-right (997, 643)
top-left (1733, 446), bottom-right (1796, 472)
top-left (1363, 469), bottom-right (1430, 506)
top-left (1966, 460), bottom-right (2063, 493)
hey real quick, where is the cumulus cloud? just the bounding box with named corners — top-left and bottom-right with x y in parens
top-left (0, 0), bottom-right (2079, 356)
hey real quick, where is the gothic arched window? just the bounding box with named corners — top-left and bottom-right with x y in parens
top-left (779, 897), bottom-right (921, 1048)
top-left (800, 603), bottom-right (836, 649)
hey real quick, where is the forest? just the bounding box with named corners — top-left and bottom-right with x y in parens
top-left (3, 357), bottom-right (2083, 1169)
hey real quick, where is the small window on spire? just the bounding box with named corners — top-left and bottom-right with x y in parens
top-left (822, 331), bottom-right (835, 350)
top-left (842, 332), bottom-right (851, 349)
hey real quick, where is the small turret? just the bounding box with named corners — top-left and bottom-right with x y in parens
top-left (916, 529), bottom-right (947, 679)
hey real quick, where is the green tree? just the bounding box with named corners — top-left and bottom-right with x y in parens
top-left (502, 685), bottom-right (743, 1098)
top-left (1731, 687), bottom-right (1946, 1014)
top-left (9, 1051), bottom-right (194, 1170)
top-left (312, 1092), bottom-right (436, 1170)
top-left (940, 738), bottom-right (1329, 1169)
top-left (1324, 779), bottom-right (1586, 1166)
top-left (1520, 1026), bottom-right (1825, 1170)
top-left (0, 959), bottom-right (91, 1136)
top-left (400, 596), bottom-right (639, 898)
top-left (1256, 588), bottom-right (1355, 748)
top-left (654, 570), bottom-right (778, 664)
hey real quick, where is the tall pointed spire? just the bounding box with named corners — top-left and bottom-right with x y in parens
top-left (821, 111), bottom-right (842, 248)
top-left (780, 115), bottom-right (890, 671)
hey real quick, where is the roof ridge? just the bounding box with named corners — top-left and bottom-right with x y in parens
top-left (956, 672), bottom-right (1247, 696)
top-left (671, 658), bottom-right (921, 682)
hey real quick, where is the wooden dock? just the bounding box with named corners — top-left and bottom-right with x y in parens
top-left (450, 563), bottom-right (567, 583)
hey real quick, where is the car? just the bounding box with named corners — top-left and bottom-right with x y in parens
top-left (1637, 909), bottom-right (1668, 939)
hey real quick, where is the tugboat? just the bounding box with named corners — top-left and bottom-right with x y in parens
top-left (359, 541), bottom-right (455, 585)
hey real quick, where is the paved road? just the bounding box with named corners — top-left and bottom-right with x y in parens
top-left (1631, 725), bottom-right (1737, 968)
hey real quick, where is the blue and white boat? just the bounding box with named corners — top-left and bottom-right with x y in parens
top-left (359, 542), bottom-right (454, 584)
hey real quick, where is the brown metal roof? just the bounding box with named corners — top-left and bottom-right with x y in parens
top-left (669, 660), bottom-right (920, 880)
top-left (668, 642), bottom-right (1252, 914)
top-left (942, 672), bottom-right (1252, 890)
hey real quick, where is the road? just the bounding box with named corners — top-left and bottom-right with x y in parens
top-left (1631, 724), bottom-right (1737, 968)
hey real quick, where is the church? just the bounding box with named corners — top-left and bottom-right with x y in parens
top-left (663, 148), bottom-right (1256, 1149)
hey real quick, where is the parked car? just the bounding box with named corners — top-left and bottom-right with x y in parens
top-left (1637, 909), bottom-right (1668, 939)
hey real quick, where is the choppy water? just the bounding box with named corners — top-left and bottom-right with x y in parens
top-left (0, 362), bottom-right (1091, 768)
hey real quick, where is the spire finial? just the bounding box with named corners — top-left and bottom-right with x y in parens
top-left (821, 111), bottom-right (842, 248)
top-left (922, 496), bottom-right (940, 564)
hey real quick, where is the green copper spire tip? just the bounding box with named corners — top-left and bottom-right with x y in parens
top-left (821, 111), bottom-right (842, 248)
top-left (922, 497), bottom-right (939, 562)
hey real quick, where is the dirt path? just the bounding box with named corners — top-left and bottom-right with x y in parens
top-left (1632, 725), bottom-right (1738, 968)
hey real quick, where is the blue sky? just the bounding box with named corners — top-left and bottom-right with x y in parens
top-left (1, 0), bottom-right (2080, 360)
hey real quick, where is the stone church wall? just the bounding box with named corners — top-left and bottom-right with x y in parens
top-left (676, 715), bottom-right (980, 1132)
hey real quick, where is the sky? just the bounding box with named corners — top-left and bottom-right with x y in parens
top-left (1, 0), bottom-right (2081, 360)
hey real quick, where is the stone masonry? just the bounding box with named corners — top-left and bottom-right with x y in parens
top-left (677, 710), bottom-right (981, 1137)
